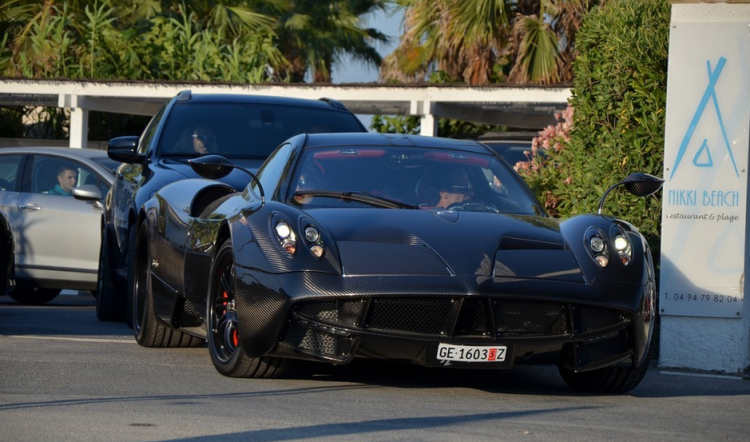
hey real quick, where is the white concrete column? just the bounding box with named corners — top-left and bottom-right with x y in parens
top-left (410, 100), bottom-right (437, 137)
top-left (420, 114), bottom-right (437, 137)
top-left (58, 94), bottom-right (89, 149)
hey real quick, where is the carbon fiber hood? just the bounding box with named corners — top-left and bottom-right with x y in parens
top-left (305, 208), bottom-right (573, 278)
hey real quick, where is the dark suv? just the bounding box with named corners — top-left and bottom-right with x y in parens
top-left (96, 91), bottom-right (367, 323)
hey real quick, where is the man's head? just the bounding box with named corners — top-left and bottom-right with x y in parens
top-left (56, 165), bottom-right (78, 194)
top-left (436, 168), bottom-right (473, 208)
top-left (191, 126), bottom-right (215, 154)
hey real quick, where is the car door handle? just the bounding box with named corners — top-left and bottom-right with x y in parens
top-left (20, 203), bottom-right (42, 211)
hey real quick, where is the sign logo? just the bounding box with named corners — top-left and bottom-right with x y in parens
top-left (669, 57), bottom-right (739, 181)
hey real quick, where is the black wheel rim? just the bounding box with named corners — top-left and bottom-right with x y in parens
top-left (210, 251), bottom-right (238, 363)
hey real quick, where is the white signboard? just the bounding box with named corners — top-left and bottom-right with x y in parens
top-left (660, 23), bottom-right (749, 318)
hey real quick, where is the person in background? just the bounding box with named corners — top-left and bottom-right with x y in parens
top-left (48, 165), bottom-right (77, 196)
top-left (191, 125), bottom-right (216, 154)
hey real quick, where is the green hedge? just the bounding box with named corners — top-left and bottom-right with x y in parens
top-left (538, 0), bottom-right (670, 262)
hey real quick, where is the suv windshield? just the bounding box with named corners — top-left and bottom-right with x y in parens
top-left (158, 103), bottom-right (364, 159)
top-left (289, 146), bottom-right (544, 215)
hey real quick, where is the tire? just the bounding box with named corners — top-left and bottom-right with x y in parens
top-left (124, 224), bottom-right (138, 329)
top-left (207, 241), bottom-right (287, 378)
top-left (9, 287), bottom-right (61, 305)
top-left (558, 348), bottom-right (652, 394)
top-left (96, 227), bottom-right (126, 321)
top-left (132, 220), bottom-right (203, 348)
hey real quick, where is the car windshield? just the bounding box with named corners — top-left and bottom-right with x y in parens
top-left (289, 146), bottom-right (544, 215)
top-left (157, 103), bottom-right (364, 159)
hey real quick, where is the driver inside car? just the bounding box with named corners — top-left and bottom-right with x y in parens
top-left (435, 168), bottom-right (474, 208)
top-left (417, 165), bottom-right (474, 209)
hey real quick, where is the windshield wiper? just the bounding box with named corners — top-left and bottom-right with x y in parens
top-left (294, 191), bottom-right (419, 209)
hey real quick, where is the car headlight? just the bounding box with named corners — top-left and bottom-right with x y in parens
top-left (273, 216), bottom-right (326, 259)
top-left (302, 225), bottom-right (325, 259)
top-left (305, 226), bottom-right (320, 243)
top-left (612, 227), bottom-right (632, 266)
top-left (585, 227), bottom-right (632, 268)
top-left (274, 221), bottom-right (297, 255)
top-left (585, 228), bottom-right (609, 268)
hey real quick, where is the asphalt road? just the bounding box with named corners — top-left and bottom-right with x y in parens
top-left (1, 291), bottom-right (750, 442)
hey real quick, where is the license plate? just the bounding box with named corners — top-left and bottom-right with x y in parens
top-left (437, 343), bottom-right (507, 363)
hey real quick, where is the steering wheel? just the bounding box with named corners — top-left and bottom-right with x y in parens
top-left (493, 193), bottom-right (521, 212)
top-left (446, 201), bottom-right (500, 213)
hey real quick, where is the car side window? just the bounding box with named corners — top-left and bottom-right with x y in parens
top-left (30, 156), bottom-right (101, 197)
top-left (139, 104), bottom-right (167, 154)
top-left (0, 155), bottom-right (24, 192)
top-left (248, 143), bottom-right (293, 200)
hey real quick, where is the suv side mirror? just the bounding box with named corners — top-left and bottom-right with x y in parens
top-left (107, 136), bottom-right (145, 164)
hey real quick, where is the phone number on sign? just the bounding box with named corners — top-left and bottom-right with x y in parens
top-left (663, 293), bottom-right (742, 303)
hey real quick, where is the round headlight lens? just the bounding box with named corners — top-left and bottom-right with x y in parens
top-left (275, 222), bottom-right (291, 240)
top-left (614, 235), bottom-right (629, 251)
top-left (305, 226), bottom-right (320, 243)
top-left (595, 254), bottom-right (609, 267)
top-left (590, 236), bottom-right (605, 253)
top-left (310, 245), bottom-right (324, 258)
top-left (281, 239), bottom-right (296, 254)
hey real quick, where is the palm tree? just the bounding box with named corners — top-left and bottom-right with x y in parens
top-left (381, 0), bottom-right (592, 86)
top-left (248, 0), bottom-right (390, 83)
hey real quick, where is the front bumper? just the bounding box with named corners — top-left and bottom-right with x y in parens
top-left (234, 270), bottom-right (654, 373)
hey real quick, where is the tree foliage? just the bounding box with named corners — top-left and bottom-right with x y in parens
top-left (381, 0), bottom-right (595, 86)
top-left (519, 0), bottom-right (669, 260)
top-left (0, 0), bottom-right (389, 139)
top-left (0, 0), bottom-right (387, 82)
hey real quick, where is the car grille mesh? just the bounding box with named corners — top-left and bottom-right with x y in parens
top-left (367, 298), bottom-right (453, 335)
top-left (289, 297), bottom-right (624, 340)
top-left (572, 306), bottom-right (622, 333)
top-left (492, 301), bottom-right (568, 336)
top-left (178, 299), bottom-right (204, 328)
top-left (280, 320), bottom-right (354, 360)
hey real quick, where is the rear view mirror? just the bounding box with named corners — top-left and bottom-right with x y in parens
top-left (598, 173), bottom-right (664, 214)
top-left (107, 136), bottom-right (145, 164)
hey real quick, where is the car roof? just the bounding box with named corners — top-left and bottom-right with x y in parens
top-left (302, 133), bottom-right (494, 155)
top-left (179, 93), bottom-right (351, 112)
top-left (0, 146), bottom-right (110, 159)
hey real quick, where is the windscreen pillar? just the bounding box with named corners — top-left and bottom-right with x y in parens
top-left (659, 2), bottom-right (750, 375)
top-left (58, 94), bottom-right (89, 149)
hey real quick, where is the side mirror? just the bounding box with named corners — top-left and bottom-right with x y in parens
top-left (187, 155), bottom-right (234, 179)
top-left (189, 155), bottom-right (265, 203)
top-left (107, 136), bottom-right (145, 164)
top-left (73, 184), bottom-right (104, 209)
top-left (598, 173), bottom-right (664, 214)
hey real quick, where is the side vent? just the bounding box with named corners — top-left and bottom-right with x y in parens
top-left (190, 186), bottom-right (236, 217)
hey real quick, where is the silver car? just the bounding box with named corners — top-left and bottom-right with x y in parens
top-left (0, 147), bottom-right (119, 304)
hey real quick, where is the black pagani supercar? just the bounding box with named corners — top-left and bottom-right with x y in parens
top-left (132, 132), bottom-right (663, 393)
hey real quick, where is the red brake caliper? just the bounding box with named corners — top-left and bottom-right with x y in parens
top-left (223, 291), bottom-right (239, 347)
